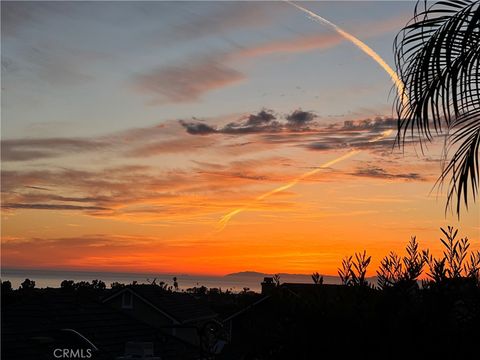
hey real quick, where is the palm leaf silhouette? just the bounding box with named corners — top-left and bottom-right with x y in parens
top-left (394, 0), bottom-right (480, 215)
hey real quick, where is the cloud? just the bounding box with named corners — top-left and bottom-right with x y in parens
top-left (351, 166), bottom-right (425, 181)
top-left (128, 136), bottom-right (216, 157)
top-left (341, 117), bottom-right (397, 132)
top-left (168, 2), bottom-right (275, 42)
top-left (133, 11), bottom-right (411, 104)
top-left (286, 110), bottom-right (316, 128)
top-left (1, 153), bottom-right (301, 220)
top-left (180, 109), bottom-right (317, 135)
top-left (245, 110), bottom-right (276, 126)
top-left (2, 203), bottom-right (108, 211)
top-left (301, 117), bottom-right (399, 152)
top-left (132, 58), bottom-right (245, 104)
top-left (234, 32), bottom-right (342, 59)
top-left (180, 121), bottom-right (218, 136)
top-left (1, 138), bottom-right (107, 161)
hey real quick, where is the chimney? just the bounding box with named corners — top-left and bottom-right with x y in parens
top-left (261, 277), bottom-right (275, 295)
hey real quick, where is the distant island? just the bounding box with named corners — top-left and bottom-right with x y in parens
top-left (225, 271), bottom-right (347, 282)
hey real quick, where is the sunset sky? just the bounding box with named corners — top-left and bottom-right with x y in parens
top-left (2, 1), bottom-right (478, 276)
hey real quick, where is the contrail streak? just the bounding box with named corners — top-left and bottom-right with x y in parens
top-left (217, 130), bottom-right (394, 231)
top-left (217, 3), bottom-right (403, 231)
top-left (285, 1), bottom-right (405, 99)
top-left (218, 150), bottom-right (360, 231)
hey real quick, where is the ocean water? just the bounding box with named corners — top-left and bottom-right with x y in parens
top-left (1, 268), bottom-right (335, 293)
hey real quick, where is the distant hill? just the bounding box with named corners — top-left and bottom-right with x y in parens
top-left (224, 271), bottom-right (267, 277)
top-left (225, 271), bottom-right (333, 278)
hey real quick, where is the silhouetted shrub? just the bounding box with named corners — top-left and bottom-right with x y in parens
top-left (338, 256), bottom-right (353, 285)
top-left (377, 236), bottom-right (424, 290)
top-left (423, 226), bottom-right (479, 289)
top-left (311, 272), bottom-right (323, 285)
top-left (338, 251), bottom-right (371, 287)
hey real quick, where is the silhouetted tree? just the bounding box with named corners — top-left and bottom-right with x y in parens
top-left (394, 0), bottom-right (480, 215)
top-left (1, 280), bottom-right (13, 293)
top-left (173, 277), bottom-right (179, 291)
top-left (110, 282), bottom-right (126, 289)
top-left (20, 278), bottom-right (35, 290)
top-left (91, 279), bottom-right (106, 290)
top-left (74, 281), bottom-right (91, 289)
top-left (60, 280), bottom-right (75, 290)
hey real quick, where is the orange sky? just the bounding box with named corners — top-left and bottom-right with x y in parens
top-left (2, 1), bottom-right (478, 277)
top-left (2, 128), bottom-right (478, 276)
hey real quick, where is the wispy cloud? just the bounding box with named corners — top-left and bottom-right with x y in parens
top-left (133, 12), bottom-right (410, 104)
top-left (1, 111), bottom-right (434, 221)
top-left (1, 138), bottom-right (107, 161)
top-left (350, 166), bottom-right (425, 181)
top-left (132, 58), bottom-right (245, 104)
top-left (2, 203), bottom-right (108, 211)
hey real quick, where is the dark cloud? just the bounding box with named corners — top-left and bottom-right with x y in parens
top-left (341, 117), bottom-right (397, 132)
top-left (305, 142), bottom-right (338, 151)
top-left (286, 110), bottom-right (316, 128)
top-left (181, 109), bottom-right (318, 136)
top-left (179, 121), bottom-right (218, 135)
top-left (351, 166), bottom-right (424, 181)
top-left (2, 203), bottom-right (108, 211)
top-left (180, 110), bottom-right (280, 135)
top-left (245, 110), bottom-right (276, 126)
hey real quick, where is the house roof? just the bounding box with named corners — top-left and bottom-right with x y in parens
top-left (280, 283), bottom-right (377, 299)
top-left (103, 285), bottom-right (217, 324)
top-left (223, 295), bottom-right (270, 322)
top-left (2, 289), bottom-right (202, 360)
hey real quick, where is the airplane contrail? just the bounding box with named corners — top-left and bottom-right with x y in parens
top-left (218, 149), bottom-right (361, 231)
top-left (217, 130), bottom-right (393, 231)
top-left (217, 2), bottom-right (404, 231)
top-left (285, 1), bottom-right (405, 99)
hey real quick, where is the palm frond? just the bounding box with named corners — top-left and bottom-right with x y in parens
top-left (394, 0), bottom-right (480, 215)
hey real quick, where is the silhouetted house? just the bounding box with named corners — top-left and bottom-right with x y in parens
top-left (2, 289), bottom-right (202, 360)
top-left (222, 295), bottom-right (271, 342)
top-left (280, 282), bottom-right (376, 301)
top-left (102, 285), bottom-right (218, 346)
top-left (261, 277), bottom-right (275, 295)
top-left (281, 282), bottom-right (343, 296)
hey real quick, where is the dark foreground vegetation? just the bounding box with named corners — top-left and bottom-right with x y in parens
top-left (2, 226), bottom-right (479, 359)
